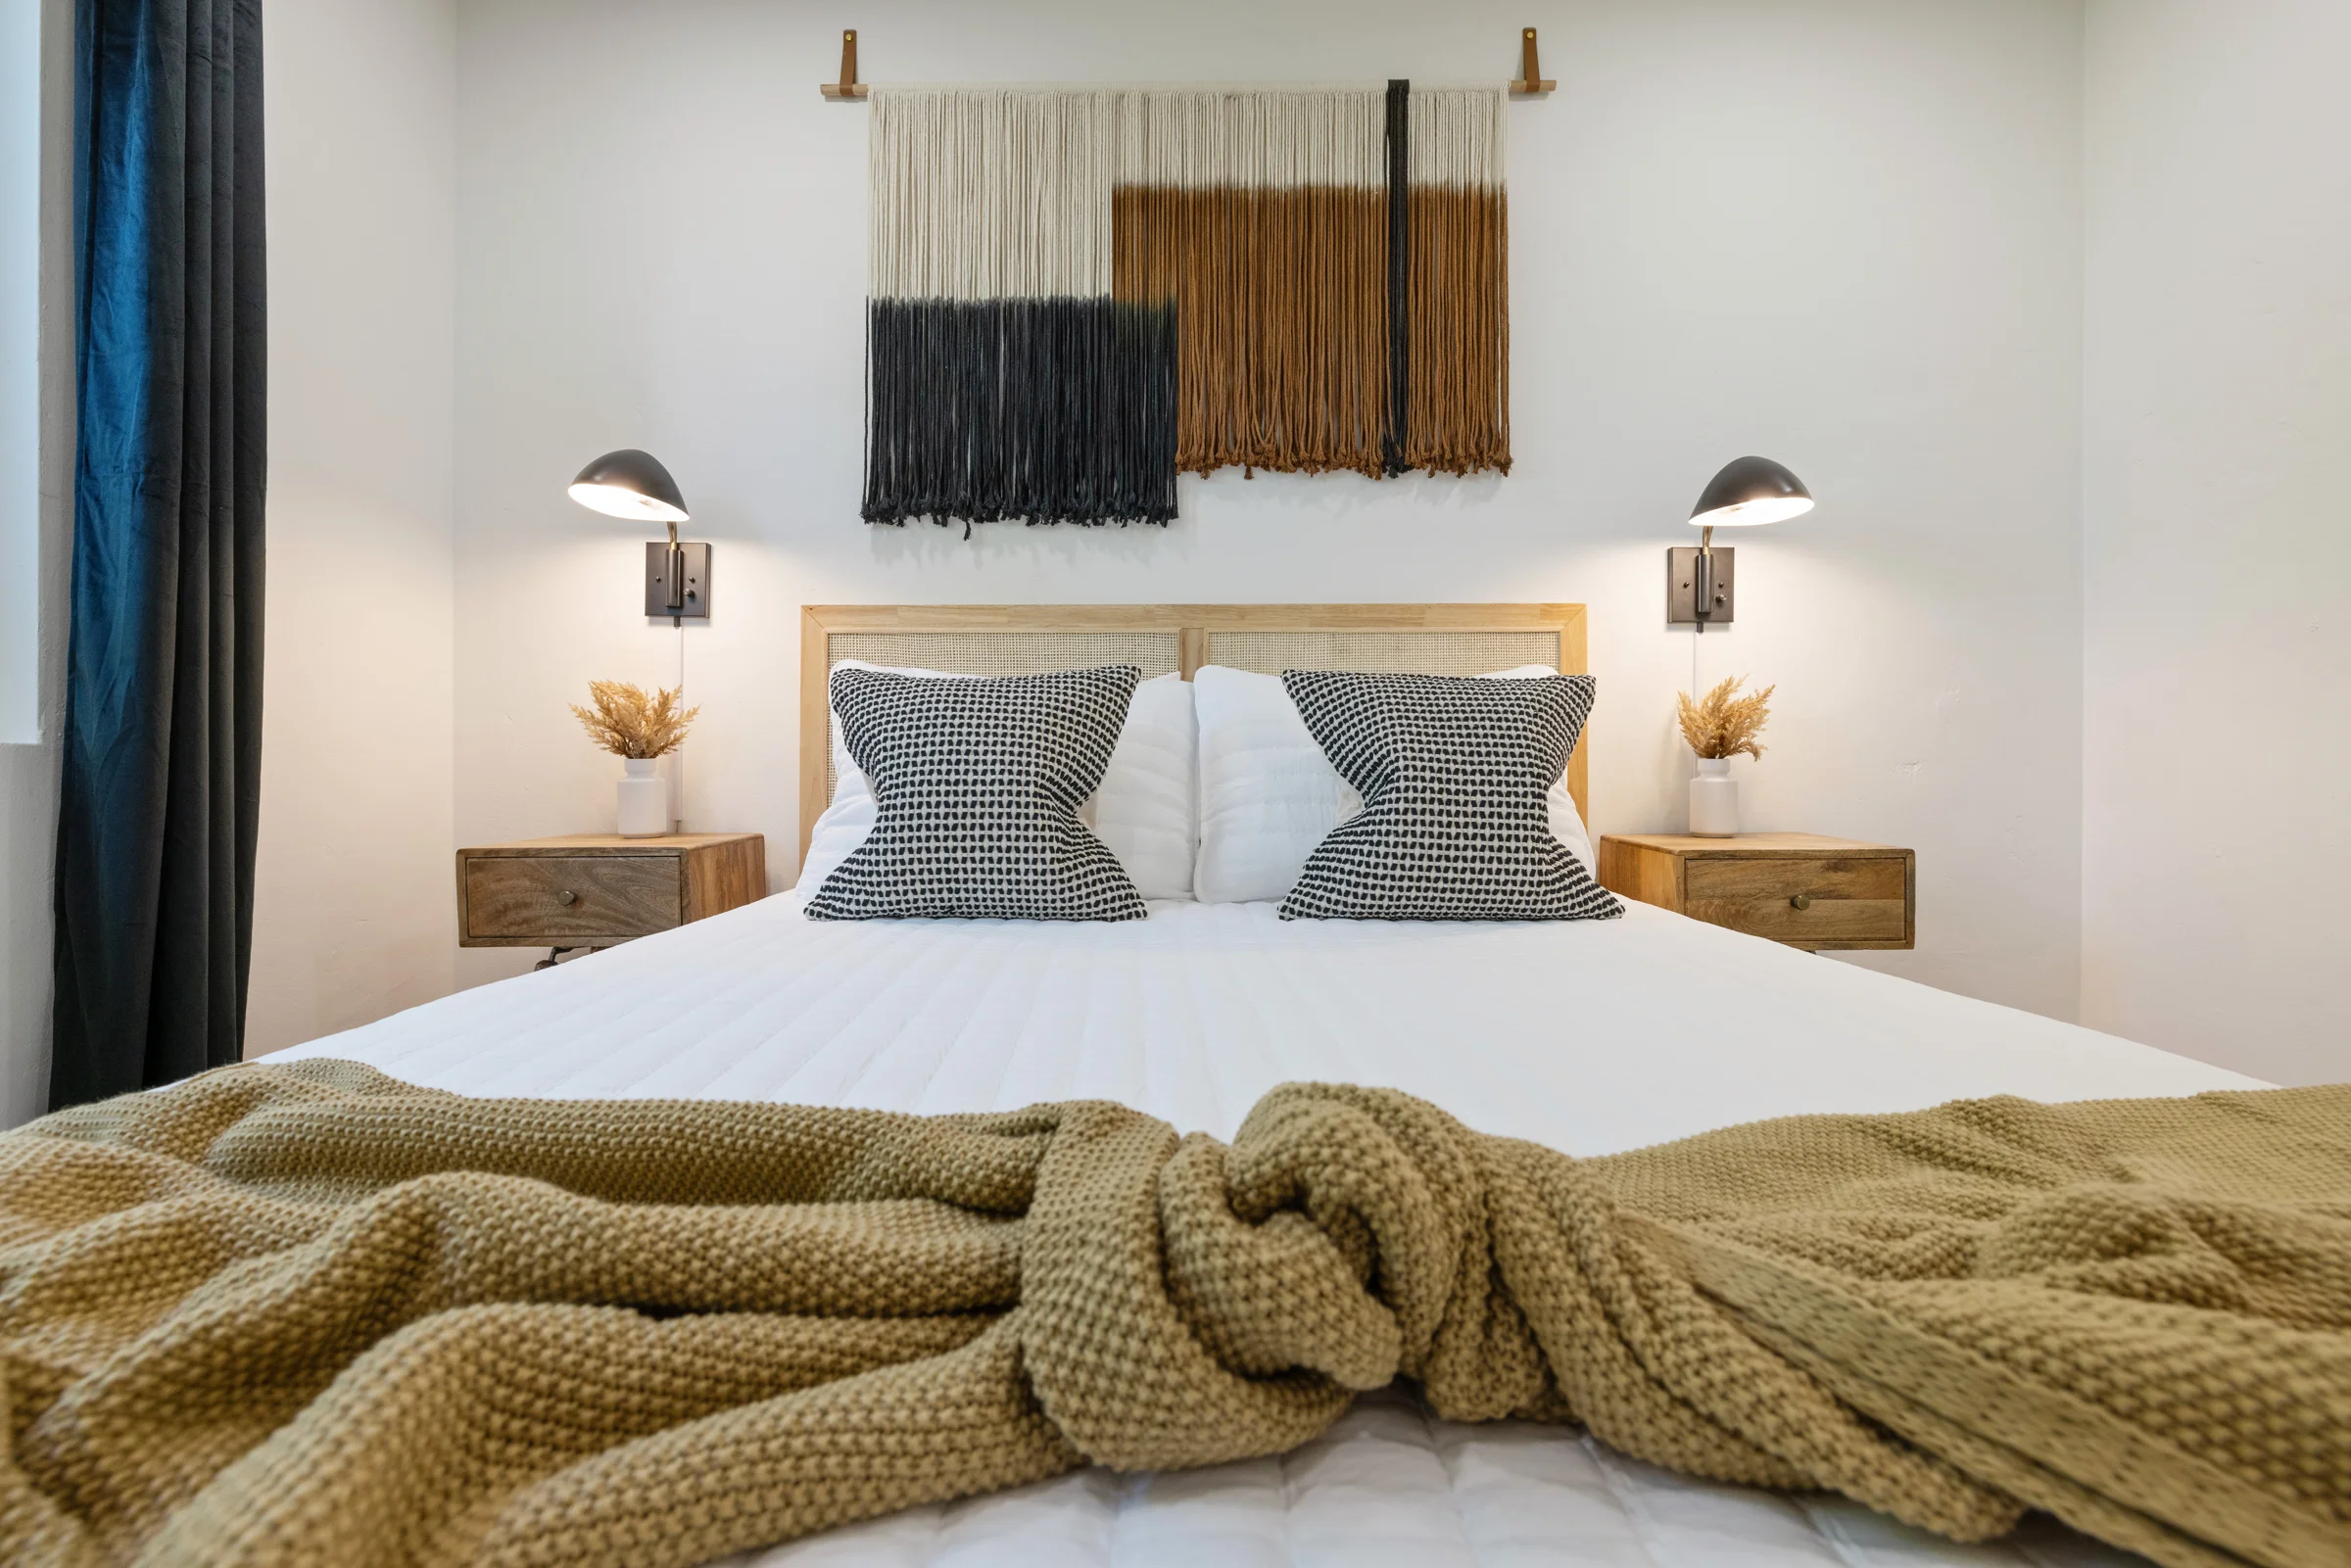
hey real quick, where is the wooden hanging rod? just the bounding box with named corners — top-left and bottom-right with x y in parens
top-left (819, 27), bottom-right (1559, 100)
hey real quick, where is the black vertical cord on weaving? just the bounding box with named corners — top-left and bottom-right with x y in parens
top-left (52, 0), bottom-right (267, 1108)
top-left (1383, 79), bottom-right (1411, 478)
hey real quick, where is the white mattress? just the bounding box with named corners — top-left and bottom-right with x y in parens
top-left (275, 893), bottom-right (2261, 1568)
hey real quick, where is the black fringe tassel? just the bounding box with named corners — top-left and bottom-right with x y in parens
top-left (862, 297), bottom-right (1178, 528)
top-left (1382, 78), bottom-right (1412, 478)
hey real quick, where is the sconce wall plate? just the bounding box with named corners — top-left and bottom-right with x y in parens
top-left (646, 542), bottom-right (711, 619)
top-left (1666, 545), bottom-right (1734, 627)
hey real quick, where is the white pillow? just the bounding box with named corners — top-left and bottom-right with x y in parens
top-left (1080, 674), bottom-right (1197, 899)
top-left (803, 662), bottom-right (1197, 901)
top-left (797, 788), bottom-right (879, 902)
top-left (1190, 664), bottom-right (1594, 905)
top-left (1191, 665), bottom-right (1360, 904)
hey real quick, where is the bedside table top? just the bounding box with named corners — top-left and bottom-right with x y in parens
top-left (461, 832), bottom-right (761, 857)
top-left (1600, 832), bottom-right (1903, 857)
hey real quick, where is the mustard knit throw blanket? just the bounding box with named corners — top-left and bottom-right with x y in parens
top-left (1, 1064), bottom-right (2345, 1568)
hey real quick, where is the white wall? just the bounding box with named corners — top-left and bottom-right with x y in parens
top-left (2081, 0), bottom-right (2351, 1085)
top-left (0, 0), bottom-right (71, 1127)
top-left (445, 0), bottom-right (2088, 1019)
top-left (245, 0), bottom-right (459, 1056)
top-left (1, 0), bottom-right (40, 743)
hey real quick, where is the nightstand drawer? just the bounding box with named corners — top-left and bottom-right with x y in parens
top-left (461, 856), bottom-right (681, 941)
top-left (456, 834), bottom-right (765, 952)
top-left (1683, 856), bottom-right (1907, 944)
top-left (1596, 833), bottom-right (1914, 952)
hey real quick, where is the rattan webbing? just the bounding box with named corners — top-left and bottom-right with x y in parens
top-left (826, 632), bottom-right (1182, 795)
top-left (1202, 629), bottom-right (1559, 677)
top-left (821, 629), bottom-right (1563, 799)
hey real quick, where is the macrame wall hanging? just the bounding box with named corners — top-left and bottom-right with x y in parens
top-left (861, 83), bottom-right (1510, 529)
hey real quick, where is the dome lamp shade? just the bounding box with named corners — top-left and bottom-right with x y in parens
top-left (568, 450), bottom-right (690, 530)
top-left (1689, 455), bottom-right (1813, 529)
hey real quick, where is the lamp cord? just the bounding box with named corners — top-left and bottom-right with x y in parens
top-left (675, 621), bottom-right (687, 834)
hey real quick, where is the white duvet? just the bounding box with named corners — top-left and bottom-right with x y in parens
top-left (275, 892), bottom-right (2259, 1568)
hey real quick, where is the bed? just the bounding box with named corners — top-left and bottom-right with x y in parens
top-left (274, 604), bottom-right (2263, 1568)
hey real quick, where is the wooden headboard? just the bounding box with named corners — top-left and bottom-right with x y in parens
top-left (799, 604), bottom-right (1591, 860)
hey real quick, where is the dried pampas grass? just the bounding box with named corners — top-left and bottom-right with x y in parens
top-left (1677, 676), bottom-right (1774, 761)
top-left (571, 681), bottom-right (699, 760)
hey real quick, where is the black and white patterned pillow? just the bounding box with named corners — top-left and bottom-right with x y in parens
top-left (806, 665), bottom-right (1147, 922)
top-left (1277, 671), bottom-right (1623, 923)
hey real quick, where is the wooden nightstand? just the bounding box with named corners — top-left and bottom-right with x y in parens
top-left (1597, 832), bottom-right (1913, 951)
top-left (456, 833), bottom-right (766, 967)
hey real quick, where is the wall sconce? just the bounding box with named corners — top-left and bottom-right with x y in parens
top-left (1666, 455), bottom-right (1812, 632)
top-left (567, 449), bottom-right (708, 626)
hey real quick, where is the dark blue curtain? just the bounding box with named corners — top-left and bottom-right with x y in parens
top-left (50, 0), bottom-right (265, 1109)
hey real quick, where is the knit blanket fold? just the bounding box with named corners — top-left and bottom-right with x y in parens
top-left (1, 1063), bottom-right (2344, 1568)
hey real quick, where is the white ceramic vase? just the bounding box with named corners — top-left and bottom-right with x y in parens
top-left (1688, 757), bottom-right (1739, 837)
top-left (616, 757), bottom-right (667, 837)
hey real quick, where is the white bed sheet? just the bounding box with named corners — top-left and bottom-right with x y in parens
top-left (274, 894), bottom-right (2261, 1568)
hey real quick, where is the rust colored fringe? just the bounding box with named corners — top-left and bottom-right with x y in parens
top-left (1407, 188), bottom-right (1511, 475)
top-left (1112, 185), bottom-right (1508, 480)
top-left (1114, 186), bottom-right (1389, 479)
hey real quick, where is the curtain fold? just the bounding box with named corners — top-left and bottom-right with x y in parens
top-left (50, 0), bottom-right (265, 1109)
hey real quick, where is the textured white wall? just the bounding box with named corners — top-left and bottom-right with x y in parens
top-left (444, 0), bottom-right (2089, 1020)
top-left (245, 0), bottom-right (460, 1056)
top-left (0, 0), bottom-right (71, 1127)
top-left (2081, 0), bottom-right (2351, 1085)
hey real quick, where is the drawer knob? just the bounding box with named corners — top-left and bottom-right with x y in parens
top-left (555, 889), bottom-right (578, 906)
top-left (1790, 892), bottom-right (1812, 911)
